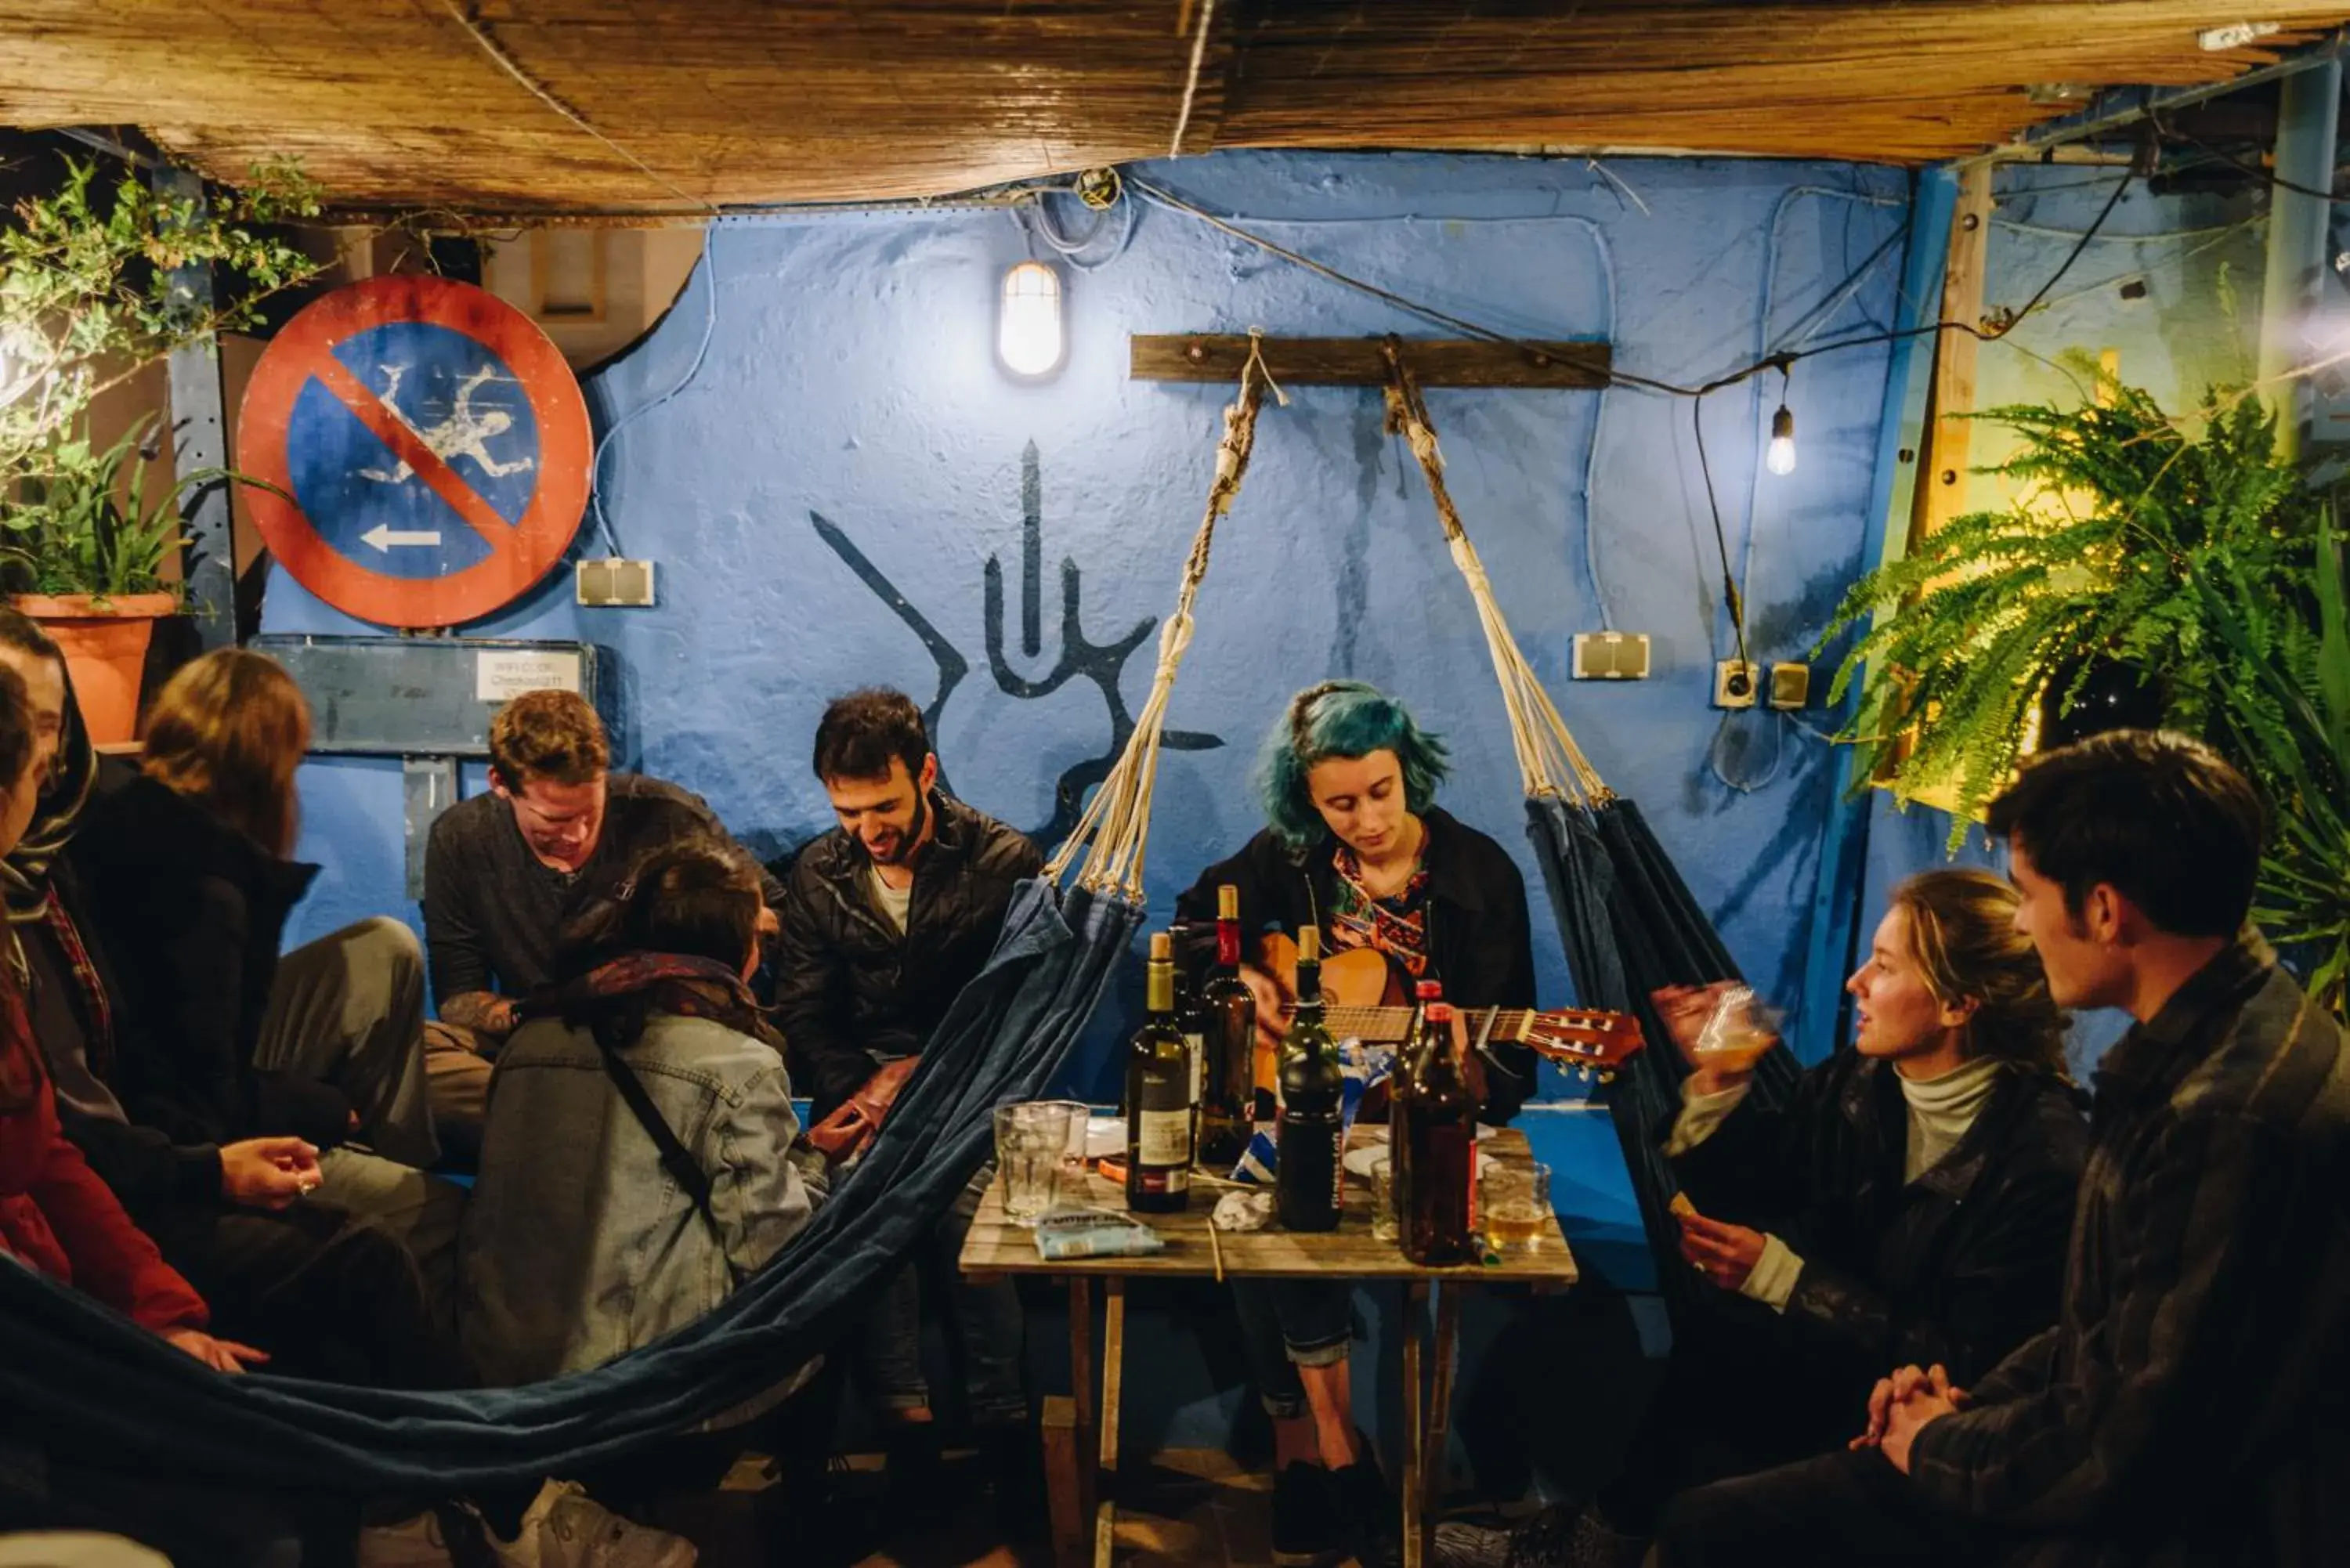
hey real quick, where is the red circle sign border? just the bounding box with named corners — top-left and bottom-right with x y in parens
top-left (237, 276), bottom-right (591, 629)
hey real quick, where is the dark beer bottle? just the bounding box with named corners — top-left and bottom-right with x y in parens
top-left (1389, 978), bottom-right (1444, 1237)
top-left (1275, 927), bottom-right (1344, 1233)
top-left (1124, 931), bottom-right (1192, 1212)
top-left (1198, 883), bottom-right (1256, 1168)
top-left (1399, 1001), bottom-right (1478, 1265)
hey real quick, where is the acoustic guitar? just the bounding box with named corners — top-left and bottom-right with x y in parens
top-left (1252, 930), bottom-right (1644, 1094)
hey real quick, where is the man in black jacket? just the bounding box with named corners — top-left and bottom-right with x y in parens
top-left (774, 688), bottom-right (1042, 1515)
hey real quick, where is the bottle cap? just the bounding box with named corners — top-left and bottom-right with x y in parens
top-left (1427, 1003), bottom-right (1454, 1023)
top-left (1218, 883), bottom-right (1240, 919)
top-left (1415, 980), bottom-right (1442, 1001)
top-left (1149, 930), bottom-right (1172, 961)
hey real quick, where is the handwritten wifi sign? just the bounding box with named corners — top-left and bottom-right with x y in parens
top-left (238, 276), bottom-right (591, 629)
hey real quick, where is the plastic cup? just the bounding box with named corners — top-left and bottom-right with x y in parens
top-left (1369, 1154), bottom-right (1399, 1245)
top-left (1479, 1160), bottom-right (1552, 1255)
top-left (1695, 985), bottom-right (1781, 1073)
top-left (1036, 1099), bottom-right (1092, 1202)
top-left (995, 1101), bottom-right (1079, 1227)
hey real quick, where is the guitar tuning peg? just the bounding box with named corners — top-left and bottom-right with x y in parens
top-left (1578, 1065), bottom-right (1593, 1082)
top-left (1598, 1070), bottom-right (1615, 1085)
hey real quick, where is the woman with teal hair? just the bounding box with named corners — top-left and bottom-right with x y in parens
top-left (1175, 679), bottom-right (1538, 1567)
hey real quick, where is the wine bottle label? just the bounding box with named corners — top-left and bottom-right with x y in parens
top-left (1132, 1165), bottom-right (1190, 1196)
top-left (1184, 1032), bottom-right (1205, 1104)
top-left (1136, 1108), bottom-right (1191, 1167)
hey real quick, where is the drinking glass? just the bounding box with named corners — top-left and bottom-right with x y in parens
top-left (1479, 1160), bottom-right (1552, 1256)
top-left (1368, 1154), bottom-right (1399, 1245)
top-left (1036, 1099), bottom-right (1092, 1203)
top-left (995, 1101), bottom-right (1079, 1227)
top-left (1695, 985), bottom-right (1782, 1074)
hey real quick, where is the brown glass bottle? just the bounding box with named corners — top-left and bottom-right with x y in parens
top-left (1124, 931), bottom-right (1192, 1212)
top-left (1197, 884), bottom-right (1256, 1169)
top-left (1398, 1001), bottom-right (1478, 1264)
top-left (1388, 978), bottom-right (1442, 1237)
top-left (1274, 927), bottom-right (1344, 1233)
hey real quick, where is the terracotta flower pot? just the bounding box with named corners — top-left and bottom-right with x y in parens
top-left (10, 592), bottom-right (179, 746)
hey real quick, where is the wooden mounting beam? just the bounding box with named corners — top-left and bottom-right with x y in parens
top-left (1130, 334), bottom-right (1611, 388)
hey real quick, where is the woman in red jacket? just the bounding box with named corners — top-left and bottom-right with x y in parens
top-left (0, 659), bottom-right (260, 1374)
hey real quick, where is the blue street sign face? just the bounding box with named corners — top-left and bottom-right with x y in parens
top-left (284, 322), bottom-right (544, 582)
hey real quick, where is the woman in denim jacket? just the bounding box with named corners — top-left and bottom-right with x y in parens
top-left (462, 833), bottom-right (823, 1396)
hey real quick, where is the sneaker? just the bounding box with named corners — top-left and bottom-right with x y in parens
top-left (1329, 1454), bottom-right (1399, 1568)
top-left (978, 1420), bottom-right (1049, 1541)
top-left (880, 1419), bottom-right (947, 1528)
top-left (1270, 1462), bottom-right (1343, 1568)
top-left (1432, 1505), bottom-right (1643, 1568)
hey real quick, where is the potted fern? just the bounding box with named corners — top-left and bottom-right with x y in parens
top-left (1820, 372), bottom-right (2346, 1020)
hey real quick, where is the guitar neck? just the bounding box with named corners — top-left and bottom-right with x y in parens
top-left (1321, 1006), bottom-right (1528, 1043)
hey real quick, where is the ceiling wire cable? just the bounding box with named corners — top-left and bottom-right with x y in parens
top-left (587, 229), bottom-right (723, 558)
top-left (436, 0), bottom-right (715, 215)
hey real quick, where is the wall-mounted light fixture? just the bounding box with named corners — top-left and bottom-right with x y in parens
top-left (998, 260), bottom-right (1065, 378)
top-left (1765, 363), bottom-right (1797, 476)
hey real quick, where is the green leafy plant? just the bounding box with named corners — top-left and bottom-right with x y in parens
top-left (0, 414), bottom-right (269, 598)
top-left (1820, 371), bottom-right (2317, 833)
top-left (2198, 508), bottom-right (2350, 1016)
top-left (1, 154), bottom-right (323, 567)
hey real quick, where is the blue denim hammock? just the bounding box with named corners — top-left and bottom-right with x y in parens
top-left (1384, 348), bottom-right (1802, 1314)
top-left (0, 349), bottom-right (1280, 1498)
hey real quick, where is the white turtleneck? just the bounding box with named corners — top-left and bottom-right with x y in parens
top-left (1666, 1053), bottom-right (2006, 1313)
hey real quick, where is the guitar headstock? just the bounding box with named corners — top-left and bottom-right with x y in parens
top-left (1521, 1009), bottom-right (1645, 1082)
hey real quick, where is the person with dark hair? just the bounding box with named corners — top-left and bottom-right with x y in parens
top-left (1172, 680), bottom-right (1537, 1568)
top-left (1656, 731), bottom-right (2350, 1568)
top-left (68, 649), bottom-right (468, 1321)
top-left (1440, 869), bottom-right (2088, 1568)
top-left (0, 612), bottom-right (457, 1389)
top-left (462, 832), bottom-right (820, 1382)
top-left (774, 685), bottom-right (1043, 1524)
top-left (420, 688), bottom-right (783, 1153)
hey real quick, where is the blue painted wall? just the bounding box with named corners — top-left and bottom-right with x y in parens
top-left (270, 150), bottom-right (1915, 1093)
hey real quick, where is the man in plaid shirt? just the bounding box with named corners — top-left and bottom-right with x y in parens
top-left (1657, 731), bottom-right (2349, 1566)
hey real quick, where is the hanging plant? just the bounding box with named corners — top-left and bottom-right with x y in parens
top-left (1, 154), bottom-right (324, 503)
top-left (1819, 370), bottom-right (2316, 834)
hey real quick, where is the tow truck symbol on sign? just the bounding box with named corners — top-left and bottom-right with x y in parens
top-left (358, 364), bottom-right (537, 486)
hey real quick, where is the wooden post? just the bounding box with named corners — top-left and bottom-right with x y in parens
top-left (1092, 1277), bottom-right (1126, 1568)
top-left (1913, 161), bottom-right (1994, 544)
top-left (1402, 1280), bottom-right (1430, 1568)
top-left (1069, 1275), bottom-right (1096, 1563)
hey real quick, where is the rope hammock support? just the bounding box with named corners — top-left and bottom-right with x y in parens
top-left (1379, 338), bottom-right (1803, 1311)
top-left (0, 348), bottom-right (1281, 1500)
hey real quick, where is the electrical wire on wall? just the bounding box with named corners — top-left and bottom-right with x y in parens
top-left (587, 226), bottom-right (721, 558)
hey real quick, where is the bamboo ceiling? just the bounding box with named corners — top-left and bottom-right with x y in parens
top-left (1, 2), bottom-right (2345, 217)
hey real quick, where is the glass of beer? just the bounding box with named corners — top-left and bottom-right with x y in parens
top-left (1480, 1160), bottom-right (1552, 1255)
top-left (1694, 985), bottom-right (1781, 1074)
top-left (1369, 1154), bottom-right (1400, 1245)
top-left (995, 1101), bottom-right (1079, 1227)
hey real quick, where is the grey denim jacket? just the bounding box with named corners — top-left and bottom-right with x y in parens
top-left (461, 1010), bottom-right (820, 1387)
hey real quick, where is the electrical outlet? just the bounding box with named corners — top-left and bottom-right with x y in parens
top-left (1714, 659), bottom-right (1759, 709)
top-left (1572, 631), bottom-right (1651, 680)
top-left (575, 558), bottom-right (657, 607)
top-left (1768, 662), bottom-right (1811, 710)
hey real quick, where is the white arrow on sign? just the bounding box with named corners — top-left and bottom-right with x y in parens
top-left (361, 523), bottom-right (443, 553)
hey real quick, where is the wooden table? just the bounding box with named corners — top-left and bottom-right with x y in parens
top-left (960, 1129), bottom-right (1578, 1568)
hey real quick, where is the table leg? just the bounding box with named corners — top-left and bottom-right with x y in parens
top-left (1423, 1284), bottom-right (1463, 1559)
top-left (1093, 1277), bottom-right (1127, 1568)
top-left (1402, 1280), bottom-right (1430, 1568)
top-left (1068, 1277), bottom-right (1095, 1568)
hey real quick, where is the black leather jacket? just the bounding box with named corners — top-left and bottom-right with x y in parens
top-left (772, 792), bottom-right (1042, 1120)
top-left (1670, 1048), bottom-right (2090, 1389)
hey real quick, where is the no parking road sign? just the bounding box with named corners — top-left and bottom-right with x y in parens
top-left (239, 276), bottom-right (591, 629)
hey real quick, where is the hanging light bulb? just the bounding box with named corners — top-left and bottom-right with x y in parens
top-left (1766, 403), bottom-right (1798, 475)
top-left (997, 261), bottom-right (1065, 378)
